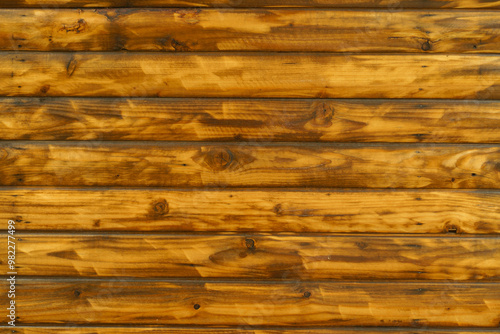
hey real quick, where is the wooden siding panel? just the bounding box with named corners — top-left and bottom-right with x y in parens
top-left (3, 189), bottom-right (500, 234)
top-left (2, 53), bottom-right (500, 99)
top-left (2, 0), bottom-right (500, 9)
top-left (2, 98), bottom-right (500, 143)
top-left (4, 328), bottom-right (500, 334)
top-left (0, 143), bottom-right (499, 188)
top-left (1, 9), bottom-right (499, 53)
top-left (6, 234), bottom-right (500, 280)
top-left (5, 280), bottom-right (500, 327)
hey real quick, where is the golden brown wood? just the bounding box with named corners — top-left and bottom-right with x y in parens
top-left (2, 98), bottom-right (500, 143)
top-left (2, 9), bottom-right (499, 53)
top-left (1, 143), bottom-right (499, 188)
top-left (8, 233), bottom-right (500, 280)
top-left (2, 0), bottom-right (500, 9)
top-left (4, 189), bottom-right (500, 234)
top-left (1, 0), bottom-right (499, 331)
top-left (2, 53), bottom-right (499, 99)
top-left (3, 328), bottom-right (499, 334)
top-left (5, 280), bottom-right (500, 327)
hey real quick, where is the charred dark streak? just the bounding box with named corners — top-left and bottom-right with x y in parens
top-left (171, 38), bottom-right (192, 52)
top-left (47, 250), bottom-right (82, 260)
top-left (114, 36), bottom-right (127, 51)
top-left (98, 9), bottom-right (120, 22)
top-left (66, 56), bottom-right (78, 78)
top-left (11, 34), bottom-right (26, 41)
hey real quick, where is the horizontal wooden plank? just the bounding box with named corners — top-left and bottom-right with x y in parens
top-left (2, 53), bottom-right (499, 99)
top-left (1, 0), bottom-right (500, 9)
top-left (2, 98), bottom-right (500, 143)
top-left (7, 234), bottom-right (500, 280)
top-left (4, 189), bottom-right (500, 234)
top-left (3, 327), bottom-right (499, 334)
top-left (5, 280), bottom-right (500, 327)
top-left (2, 9), bottom-right (499, 53)
top-left (1, 143), bottom-right (499, 188)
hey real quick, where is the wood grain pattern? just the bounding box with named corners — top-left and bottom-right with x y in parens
top-left (2, 9), bottom-right (500, 53)
top-left (2, 0), bottom-right (499, 331)
top-left (5, 280), bottom-right (500, 327)
top-left (8, 234), bottom-right (500, 280)
top-left (1, 143), bottom-right (499, 188)
top-left (2, 98), bottom-right (500, 143)
top-left (4, 189), bottom-right (500, 234)
top-left (2, 53), bottom-right (500, 99)
top-left (4, 328), bottom-right (500, 334)
top-left (2, 0), bottom-right (500, 9)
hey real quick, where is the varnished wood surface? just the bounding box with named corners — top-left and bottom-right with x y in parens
top-left (2, 53), bottom-right (500, 99)
top-left (4, 189), bottom-right (500, 234)
top-left (2, 0), bottom-right (499, 331)
top-left (7, 233), bottom-right (500, 280)
top-left (3, 328), bottom-right (500, 334)
top-left (1, 143), bottom-right (499, 188)
top-left (4, 280), bottom-right (500, 327)
top-left (2, 98), bottom-right (500, 143)
top-left (2, 9), bottom-right (500, 53)
top-left (2, 0), bottom-right (500, 9)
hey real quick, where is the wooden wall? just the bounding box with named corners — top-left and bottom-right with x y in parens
top-left (0, 0), bottom-right (500, 333)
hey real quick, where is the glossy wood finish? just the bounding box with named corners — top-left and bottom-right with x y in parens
top-left (2, 53), bottom-right (500, 99)
top-left (2, 98), bottom-right (500, 143)
top-left (2, 0), bottom-right (499, 332)
top-left (2, 9), bottom-right (499, 53)
top-left (3, 189), bottom-right (500, 233)
top-left (1, 142), bottom-right (499, 188)
top-left (5, 280), bottom-right (500, 327)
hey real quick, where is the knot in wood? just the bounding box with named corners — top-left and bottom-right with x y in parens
top-left (152, 199), bottom-right (169, 216)
top-left (421, 40), bottom-right (432, 51)
top-left (206, 147), bottom-right (234, 171)
top-left (444, 223), bottom-right (460, 234)
top-left (310, 102), bottom-right (334, 127)
top-left (245, 238), bottom-right (256, 250)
